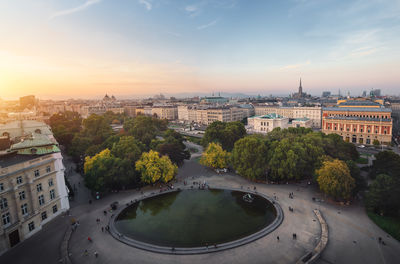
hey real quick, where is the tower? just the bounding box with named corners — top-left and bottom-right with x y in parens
top-left (298, 78), bottom-right (303, 96)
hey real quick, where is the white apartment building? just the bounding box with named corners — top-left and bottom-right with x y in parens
top-left (0, 121), bottom-right (69, 254)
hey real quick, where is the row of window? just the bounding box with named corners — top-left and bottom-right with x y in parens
top-left (15, 167), bottom-right (52, 186)
top-left (327, 113), bottom-right (390, 119)
top-left (2, 204), bottom-right (58, 229)
top-left (0, 188), bottom-right (56, 212)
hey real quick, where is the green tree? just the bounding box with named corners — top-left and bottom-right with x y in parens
top-left (373, 139), bottom-right (380, 146)
top-left (111, 136), bottom-right (145, 163)
top-left (231, 136), bottom-right (268, 180)
top-left (370, 151), bottom-right (400, 179)
top-left (200, 142), bottom-right (230, 169)
top-left (366, 174), bottom-right (399, 216)
top-left (316, 159), bottom-right (355, 200)
top-left (202, 121), bottom-right (246, 151)
top-left (135, 150), bottom-right (178, 184)
top-left (268, 139), bottom-right (307, 181)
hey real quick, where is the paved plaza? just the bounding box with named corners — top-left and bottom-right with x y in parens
top-left (1, 143), bottom-right (400, 264)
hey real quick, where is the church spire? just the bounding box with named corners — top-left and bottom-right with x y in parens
top-left (299, 78), bottom-right (303, 95)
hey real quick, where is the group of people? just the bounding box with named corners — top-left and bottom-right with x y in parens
top-left (289, 192), bottom-right (294, 199)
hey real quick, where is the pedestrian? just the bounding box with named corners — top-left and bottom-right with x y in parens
top-left (293, 233), bottom-right (297, 239)
top-left (88, 237), bottom-right (92, 242)
top-left (101, 227), bottom-right (104, 232)
top-left (94, 251), bottom-right (98, 258)
top-left (378, 237), bottom-right (382, 243)
top-left (277, 236), bottom-right (280, 241)
top-left (83, 249), bottom-right (88, 256)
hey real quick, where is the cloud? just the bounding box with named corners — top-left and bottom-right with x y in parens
top-left (185, 5), bottom-right (198, 12)
top-left (49, 0), bottom-right (101, 19)
top-left (139, 0), bottom-right (152, 11)
top-left (349, 47), bottom-right (378, 58)
top-left (280, 60), bottom-right (311, 70)
top-left (197, 19), bottom-right (218, 30)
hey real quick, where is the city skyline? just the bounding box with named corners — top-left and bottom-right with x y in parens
top-left (1, 0), bottom-right (400, 100)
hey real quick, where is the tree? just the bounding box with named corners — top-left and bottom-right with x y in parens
top-left (202, 121), bottom-right (246, 151)
top-left (316, 159), bottom-right (355, 200)
top-left (200, 142), bottom-right (230, 169)
top-left (82, 114), bottom-right (113, 145)
top-left (125, 116), bottom-right (167, 146)
top-left (111, 136), bottom-right (145, 163)
top-left (135, 150), bottom-right (178, 184)
top-left (322, 134), bottom-right (359, 161)
top-left (366, 174), bottom-right (399, 216)
top-left (373, 139), bottom-right (380, 146)
top-left (231, 137), bottom-right (268, 180)
top-left (268, 139), bottom-right (307, 181)
top-left (156, 129), bottom-right (190, 166)
top-left (370, 151), bottom-right (400, 179)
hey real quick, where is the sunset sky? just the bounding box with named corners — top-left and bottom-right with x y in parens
top-left (1, 0), bottom-right (400, 99)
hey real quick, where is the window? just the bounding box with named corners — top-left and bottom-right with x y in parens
top-left (0, 198), bottom-right (8, 210)
top-left (41, 211), bottom-right (47, 221)
top-left (28, 221), bottom-right (35, 232)
top-left (50, 189), bottom-right (55, 200)
top-left (21, 203), bottom-right (28, 216)
top-left (48, 179), bottom-right (54, 187)
top-left (38, 195), bottom-right (45, 206)
top-left (2, 212), bottom-right (10, 226)
top-left (34, 170), bottom-right (40, 177)
top-left (46, 166), bottom-right (51, 173)
top-left (0, 183), bottom-right (3, 191)
top-left (16, 176), bottom-right (23, 184)
top-left (19, 191), bottom-right (26, 200)
top-left (37, 183), bottom-right (42, 192)
top-left (52, 205), bottom-right (58, 213)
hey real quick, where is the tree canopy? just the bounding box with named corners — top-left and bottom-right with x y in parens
top-left (316, 159), bottom-right (355, 200)
top-left (231, 136), bottom-right (268, 180)
top-left (202, 121), bottom-right (246, 151)
top-left (135, 150), bottom-right (178, 184)
top-left (200, 142), bottom-right (230, 169)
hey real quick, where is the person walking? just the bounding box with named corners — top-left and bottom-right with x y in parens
top-left (88, 237), bottom-right (92, 242)
top-left (83, 250), bottom-right (88, 256)
top-left (277, 236), bottom-right (280, 242)
top-left (94, 251), bottom-right (98, 258)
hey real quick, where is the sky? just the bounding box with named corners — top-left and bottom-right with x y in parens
top-left (0, 0), bottom-right (400, 100)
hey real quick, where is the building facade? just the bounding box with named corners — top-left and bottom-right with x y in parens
top-left (254, 106), bottom-right (322, 128)
top-left (322, 101), bottom-right (392, 145)
top-left (0, 121), bottom-right (69, 254)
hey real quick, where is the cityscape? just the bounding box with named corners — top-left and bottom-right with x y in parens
top-left (1, 1), bottom-right (400, 264)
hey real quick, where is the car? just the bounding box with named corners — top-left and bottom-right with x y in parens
top-left (358, 145), bottom-right (365, 148)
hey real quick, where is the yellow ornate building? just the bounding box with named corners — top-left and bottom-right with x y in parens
top-left (322, 99), bottom-right (392, 145)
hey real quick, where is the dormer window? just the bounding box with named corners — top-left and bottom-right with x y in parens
top-left (35, 129), bottom-right (41, 134)
top-left (31, 148), bottom-right (37, 154)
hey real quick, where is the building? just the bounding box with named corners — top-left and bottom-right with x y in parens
top-left (247, 114), bottom-right (289, 134)
top-left (247, 114), bottom-right (312, 134)
top-left (254, 106), bottom-right (322, 128)
top-left (0, 121), bottom-right (69, 254)
top-left (151, 106), bottom-right (178, 120)
top-left (200, 96), bottom-right (229, 105)
top-left (322, 99), bottom-right (392, 145)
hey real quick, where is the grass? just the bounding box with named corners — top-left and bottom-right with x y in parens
top-left (356, 157), bottom-right (368, 164)
top-left (367, 211), bottom-right (400, 242)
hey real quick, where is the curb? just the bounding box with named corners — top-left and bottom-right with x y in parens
top-left (108, 187), bottom-right (284, 255)
top-left (60, 225), bottom-right (72, 264)
top-left (296, 209), bottom-right (328, 264)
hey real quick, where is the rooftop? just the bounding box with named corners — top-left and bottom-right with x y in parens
top-left (250, 113), bottom-right (285, 119)
top-left (323, 107), bottom-right (391, 112)
top-left (0, 152), bottom-right (44, 168)
top-left (325, 116), bottom-right (392, 122)
top-left (338, 101), bottom-right (381, 107)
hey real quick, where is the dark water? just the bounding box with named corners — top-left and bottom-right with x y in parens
top-left (115, 189), bottom-right (276, 247)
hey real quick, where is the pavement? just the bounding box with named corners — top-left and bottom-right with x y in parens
top-left (1, 143), bottom-right (400, 264)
